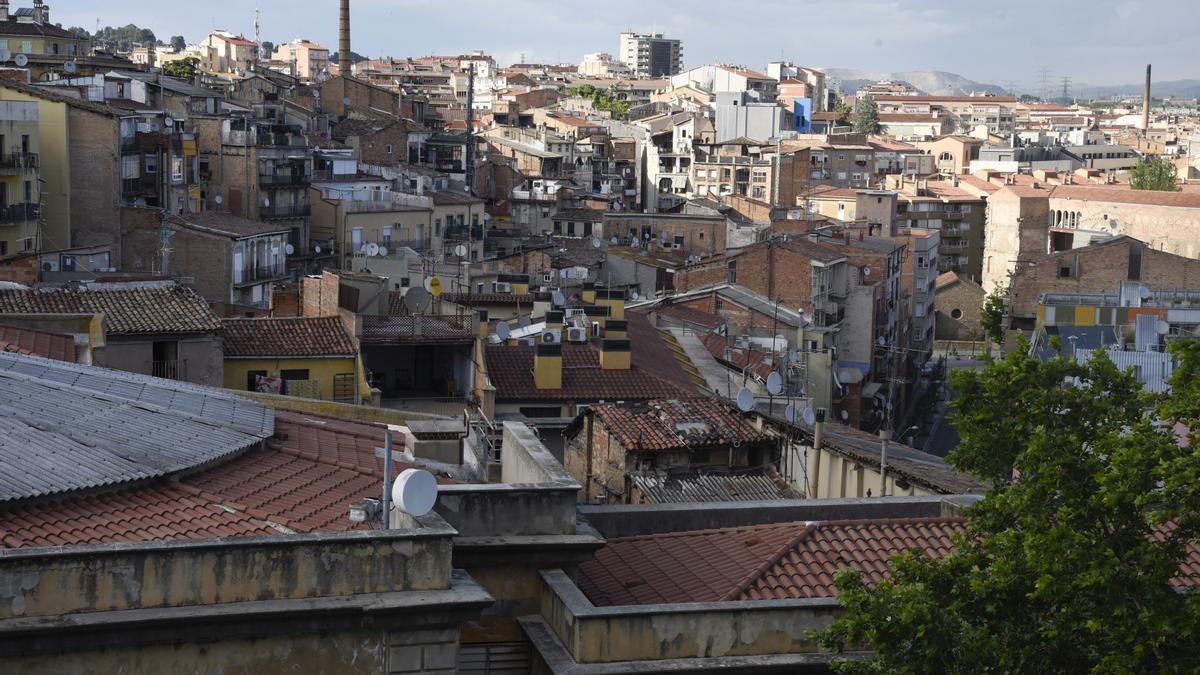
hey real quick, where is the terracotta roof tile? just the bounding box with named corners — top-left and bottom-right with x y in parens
top-left (361, 314), bottom-right (475, 343)
top-left (0, 325), bottom-right (75, 361)
top-left (0, 286), bottom-right (221, 335)
top-left (588, 398), bottom-right (771, 452)
top-left (485, 342), bottom-right (687, 402)
top-left (223, 316), bottom-right (357, 357)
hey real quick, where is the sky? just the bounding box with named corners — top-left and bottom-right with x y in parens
top-left (56, 0), bottom-right (1198, 91)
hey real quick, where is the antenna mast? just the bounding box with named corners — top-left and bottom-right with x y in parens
top-left (465, 61), bottom-right (476, 195)
top-left (254, 7), bottom-right (261, 70)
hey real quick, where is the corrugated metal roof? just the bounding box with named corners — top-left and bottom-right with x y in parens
top-left (1076, 347), bottom-right (1175, 394)
top-left (0, 352), bottom-right (273, 503)
top-left (630, 470), bottom-right (793, 503)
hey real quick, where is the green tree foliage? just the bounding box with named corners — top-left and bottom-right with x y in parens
top-left (565, 84), bottom-right (630, 119)
top-left (980, 282), bottom-right (1007, 345)
top-left (851, 94), bottom-right (881, 135)
top-left (834, 99), bottom-right (852, 123)
top-left (79, 24), bottom-right (157, 52)
top-left (162, 57), bottom-right (200, 81)
top-left (817, 340), bottom-right (1200, 673)
top-left (1130, 155), bottom-right (1181, 192)
top-left (169, 35), bottom-right (186, 52)
top-left (260, 40), bottom-right (275, 58)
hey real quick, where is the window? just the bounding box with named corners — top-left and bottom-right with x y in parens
top-left (20, 134), bottom-right (28, 153)
top-left (67, 43), bottom-right (77, 56)
top-left (435, 218), bottom-right (442, 236)
top-left (171, 157), bottom-right (183, 182)
top-left (567, 221), bottom-right (576, 236)
top-left (727, 260), bottom-right (737, 284)
top-left (280, 369), bottom-right (310, 381)
top-left (1058, 265), bottom-right (1072, 278)
top-left (23, 180), bottom-right (30, 203)
top-left (246, 370), bottom-right (267, 391)
top-left (382, 226), bottom-right (392, 249)
top-left (951, 308), bottom-right (963, 320)
top-left (50, 42), bottom-right (59, 55)
top-left (699, 231), bottom-right (704, 240)
top-left (19, 41), bottom-right (31, 54)
top-left (385, 143), bottom-right (393, 154)
top-left (351, 227), bottom-right (363, 250)
top-left (144, 154), bottom-right (158, 173)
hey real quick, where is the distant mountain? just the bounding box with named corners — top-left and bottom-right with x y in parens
top-left (1072, 80), bottom-right (1200, 100)
top-left (821, 69), bottom-right (1008, 97)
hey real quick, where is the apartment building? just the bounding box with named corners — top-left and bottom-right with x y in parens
top-left (196, 31), bottom-right (258, 75)
top-left (0, 1), bottom-right (131, 79)
top-left (692, 137), bottom-right (775, 201)
top-left (874, 95), bottom-right (1016, 135)
top-left (670, 64), bottom-right (777, 101)
top-left (767, 61), bottom-right (828, 111)
top-left (0, 98), bottom-right (39, 257)
top-left (271, 39), bottom-right (329, 82)
top-left (618, 31), bottom-right (683, 78)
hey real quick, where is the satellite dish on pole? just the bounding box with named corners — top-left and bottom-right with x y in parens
top-left (591, 237), bottom-right (602, 249)
top-left (163, 115), bottom-right (174, 128)
top-left (551, 290), bottom-right (565, 307)
top-left (785, 403), bottom-right (798, 424)
top-left (314, 244), bottom-right (322, 254)
top-left (840, 409), bottom-right (850, 421)
top-left (391, 468), bottom-right (438, 517)
top-left (284, 243), bottom-right (295, 255)
top-left (365, 242), bottom-right (380, 257)
top-left (0, 49), bottom-right (11, 63)
top-left (803, 406), bottom-right (816, 426)
top-left (736, 387), bottom-right (754, 412)
top-left (262, 196), bottom-right (271, 207)
top-left (495, 321), bottom-right (511, 340)
top-left (454, 244), bottom-right (467, 257)
top-left (861, 266), bottom-right (871, 278)
top-left (214, 194), bottom-right (223, 205)
top-left (378, 246), bottom-right (388, 257)
top-left (766, 371), bottom-right (783, 396)
top-left (1156, 320), bottom-right (1170, 335)
top-left (13, 54), bottom-right (28, 67)
top-left (64, 61), bottom-right (78, 74)
top-left (404, 288), bottom-right (432, 313)
top-left (425, 276), bottom-right (443, 297)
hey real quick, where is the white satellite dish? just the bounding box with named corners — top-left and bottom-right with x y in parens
top-left (610, 237), bottom-right (619, 246)
top-left (766, 371), bottom-right (783, 396)
top-left (1156, 320), bottom-right (1170, 335)
top-left (404, 287), bottom-right (432, 313)
top-left (284, 243), bottom-right (295, 255)
top-left (736, 387), bottom-right (754, 412)
top-left (495, 322), bottom-right (511, 340)
top-left (0, 49), bottom-right (11, 63)
top-left (877, 336), bottom-right (886, 346)
top-left (378, 246), bottom-right (388, 257)
top-left (262, 196), bottom-right (271, 207)
top-left (1139, 286), bottom-right (1151, 299)
top-left (366, 242), bottom-right (380, 257)
top-left (454, 244), bottom-right (467, 257)
top-left (803, 406), bottom-right (816, 426)
top-left (63, 61), bottom-right (78, 74)
top-left (591, 237), bottom-right (602, 249)
top-left (551, 290), bottom-right (565, 307)
top-left (163, 115), bottom-right (174, 128)
top-left (785, 403), bottom-right (798, 424)
top-left (14, 54), bottom-right (28, 67)
top-left (342, 97), bottom-right (352, 106)
top-left (314, 244), bottom-right (322, 254)
top-left (630, 291), bottom-right (640, 301)
top-left (840, 409), bottom-right (849, 421)
top-left (861, 266), bottom-right (871, 278)
top-left (214, 194), bottom-right (223, 205)
top-left (788, 349), bottom-right (799, 363)
top-left (391, 468), bottom-right (438, 517)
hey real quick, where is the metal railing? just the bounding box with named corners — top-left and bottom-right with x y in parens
top-left (0, 203), bottom-right (39, 224)
top-left (152, 359), bottom-right (186, 381)
top-left (259, 173), bottom-right (310, 186)
top-left (260, 204), bottom-right (311, 219)
top-left (0, 152), bottom-right (37, 171)
top-left (235, 263), bottom-right (288, 284)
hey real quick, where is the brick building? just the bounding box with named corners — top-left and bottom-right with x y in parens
top-left (604, 212), bottom-right (728, 258)
top-left (934, 271), bottom-right (985, 340)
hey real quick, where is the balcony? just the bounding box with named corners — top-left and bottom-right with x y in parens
top-left (259, 204), bottom-right (311, 219)
top-left (444, 225), bottom-right (483, 241)
top-left (259, 173), bottom-right (310, 187)
top-left (0, 152), bottom-right (37, 174)
top-left (235, 262), bottom-right (288, 285)
top-left (0, 202), bottom-right (39, 224)
top-left (942, 211), bottom-right (964, 220)
top-left (152, 359), bottom-right (186, 381)
top-left (435, 160), bottom-right (464, 173)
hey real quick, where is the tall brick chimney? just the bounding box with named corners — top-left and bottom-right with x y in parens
top-left (338, 0), bottom-right (351, 78)
top-left (1140, 64), bottom-right (1151, 132)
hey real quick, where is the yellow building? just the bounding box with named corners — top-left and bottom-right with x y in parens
top-left (0, 97), bottom-right (38, 255)
top-left (0, 1), bottom-right (132, 79)
top-left (222, 316), bottom-right (371, 403)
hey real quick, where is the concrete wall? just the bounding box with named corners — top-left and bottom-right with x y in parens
top-left (224, 356), bottom-right (359, 401)
top-left (101, 334), bottom-right (223, 387)
top-left (981, 190), bottom-right (1051, 293)
top-left (605, 213), bottom-right (727, 257)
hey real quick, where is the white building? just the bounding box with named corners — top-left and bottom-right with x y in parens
top-left (618, 31), bottom-right (682, 78)
top-left (578, 52), bottom-right (631, 78)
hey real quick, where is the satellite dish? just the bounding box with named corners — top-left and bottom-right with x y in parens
top-left (861, 266), bottom-right (871, 278)
top-left (785, 403), bottom-right (798, 424)
top-left (214, 194), bottom-right (223, 205)
top-left (877, 336), bottom-right (886, 346)
top-left (766, 371), bottom-right (783, 396)
top-left (495, 322), bottom-right (511, 340)
top-left (391, 468), bottom-right (438, 517)
top-left (314, 244), bottom-right (322, 254)
top-left (378, 246), bottom-right (388, 257)
top-left (840, 409), bottom-right (849, 421)
top-left (284, 243), bottom-right (295, 255)
top-left (262, 196), bottom-right (271, 207)
top-left (591, 237), bottom-right (602, 249)
top-left (454, 244), bottom-right (467, 257)
top-left (14, 54), bottom-right (28, 67)
top-left (342, 97), bottom-right (352, 106)
top-left (1156, 320), bottom-right (1170, 335)
top-left (0, 49), bottom-right (10, 63)
top-left (788, 349), bottom-right (799, 363)
top-left (366, 242), bottom-right (380, 257)
top-left (1139, 286), bottom-right (1151, 299)
top-left (630, 291), bottom-right (640, 301)
top-left (518, 315), bottom-right (531, 328)
top-left (736, 387), bottom-right (754, 412)
top-left (803, 406), bottom-right (816, 426)
top-left (551, 290), bottom-right (565, 307)
top-left (425, 276), bottom-right (443, 296)
top-left (163, 115), bottom-right (174, 128)
top-left (610, 237), bottom-right (619, 246)
top-left (63, 61), bottom-right (77, 74)
top-left (404, 287), bottom-right (432, 313)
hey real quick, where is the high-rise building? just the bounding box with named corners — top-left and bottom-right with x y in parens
top-left (618, 31), bottom-right (683, 78)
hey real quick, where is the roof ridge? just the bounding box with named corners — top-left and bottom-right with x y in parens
top-left (723, 522), bottom-right (818, 601)
top-left (609, 519), bottom-right (798, 543)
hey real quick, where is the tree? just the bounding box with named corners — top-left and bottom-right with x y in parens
top-left (834, 99), bottom-right (853, 124)
top-left (261, 40), bottom-right (275, 58)
top-left (67, 26), bottom-right (90, 40)
top-left (169, 35), bottom-right (186, 52)
top-left (1130, 155), bottom-right (1180, 192)
top-left (980, 281), bottom-right (1007, 345)
top-left (162, 57), bottom-right (199, 81)
top-left (817, 340), bottom-right (1200, 673)
top-left (851, 94), bottom-right (881, 135)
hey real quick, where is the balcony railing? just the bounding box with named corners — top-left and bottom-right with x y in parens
top-left (444, 225), bottom-right (483, 241)
top-left (152, 359), bottom-right (186, 381)
top-left (259, 173), bottom-right (310, 187)
top-left (0, 202), bottom-right (39, 224)
top-left (260, 204), bottom-right (311, 219)
top-left (235, 262), bottom-right (288, 285)
top-left (0, 152), bottom-right (37, 172)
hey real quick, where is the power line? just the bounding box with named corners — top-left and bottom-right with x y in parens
top-left (1037, 66), bottom-right (1052, 102)
top-left (1060, 76), bottom-right (1072, 102)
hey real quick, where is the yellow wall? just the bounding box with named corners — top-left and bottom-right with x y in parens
top-left (0, 88), bottom-right (67, 252)
top-left (224, 356), bottom-right (361, 402)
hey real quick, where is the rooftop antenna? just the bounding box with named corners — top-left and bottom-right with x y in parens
top-left (465, 61), bottom-right (476, 194)
top-left (253, 6), bottom-right (261, 70)
top-left (156, 220), bottom-right (175, 275)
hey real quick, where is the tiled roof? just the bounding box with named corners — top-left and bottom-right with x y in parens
top-left (630, 468), bottom-right (798, 503)
top-left (626, 310), bottom-right (705, 393)
top-left (485, 343), bottom-right (687, 402)
top-left (576, 517), bottom-right (966, 605)
top-left (552, 207), bottom-right (605, 222)
top-left (0, 325), bottom-right (75, 361)
top-left (0, 285), bottom-right (221, 335)
top-left (441, 292), bottom-right (537, 306)
top-left (1049, 185), bottom-right (1200, 209)
top-left (0, 19), bottom-right (81, 39)
top-left (700, 332), bottom-right (777, 381)
top-left (223, 316), bottom-right (357, 357)
top-left (588, 398), bottom-right (772, 452)
top-left (654, 304), bottom-right (723, 330)
top-left (170, 211), bottom-right (291, 239)
top-left (360, 314), bottom-right (475, 343)
top-left (0, 485), bottom-right (279, 548)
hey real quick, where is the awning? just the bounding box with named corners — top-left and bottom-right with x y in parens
top-left (861, 381), bottom-right (883, 399)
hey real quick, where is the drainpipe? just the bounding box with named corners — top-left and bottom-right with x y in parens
top-left (381, 430), bottom-right (393, 529)
top-left (879, 427), bottom-right (890, 497)
top-left (807, 408), bottom-right (824, 498)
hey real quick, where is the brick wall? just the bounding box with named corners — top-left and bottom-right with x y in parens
top-left (0, 254), bottom-right (36, 284)
top-left (350, 124), bottom-right (409, 166)
top-left (934, 277), bottom-right (985, 340)
top-left (301, 271), bottom-right (341, 317)
top-left (68, 108), bottom-right (121, 262)
top-left (564, 416), bottom-right (630, 504)
top-left (604, 214), bottom-right (727, 257)
top-left (120, 209), bottom-right (231, 304)
top-left (677, 243), bottom-right (818, 309)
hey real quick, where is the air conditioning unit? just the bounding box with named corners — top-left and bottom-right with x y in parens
top-left (567, 327), bottom-right (588, 343)
top-left (565, 308), bottom-right (586, 318)
top-left (673, 243), bottom-right (682, 250)
top-left (540, 330), bottom-right (562, 345)
top-left (517, 337), bottom-right (535, 346)
top-left (493, 281), bottom-right (512, 293)
top-left (40, 259), bottom-right (58, 272)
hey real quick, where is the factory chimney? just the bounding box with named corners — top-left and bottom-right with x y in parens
top-left (339, 0), bottom-right (351, 78)
top-left (1139, 64), bottom-right (1151, 132)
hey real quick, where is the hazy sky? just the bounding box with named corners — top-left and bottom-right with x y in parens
top-left (57, 0), bottom-right (1197, 89)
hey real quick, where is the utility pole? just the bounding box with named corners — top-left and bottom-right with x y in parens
top-left (1037, 66), bottom-right (1051, 102)
top-left (465, 61), bottom-right (476, 196)
top-left (1059, 76), bottom-right (1071, 103)
top-left (1003, 80), bottom-right (1019, 98)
